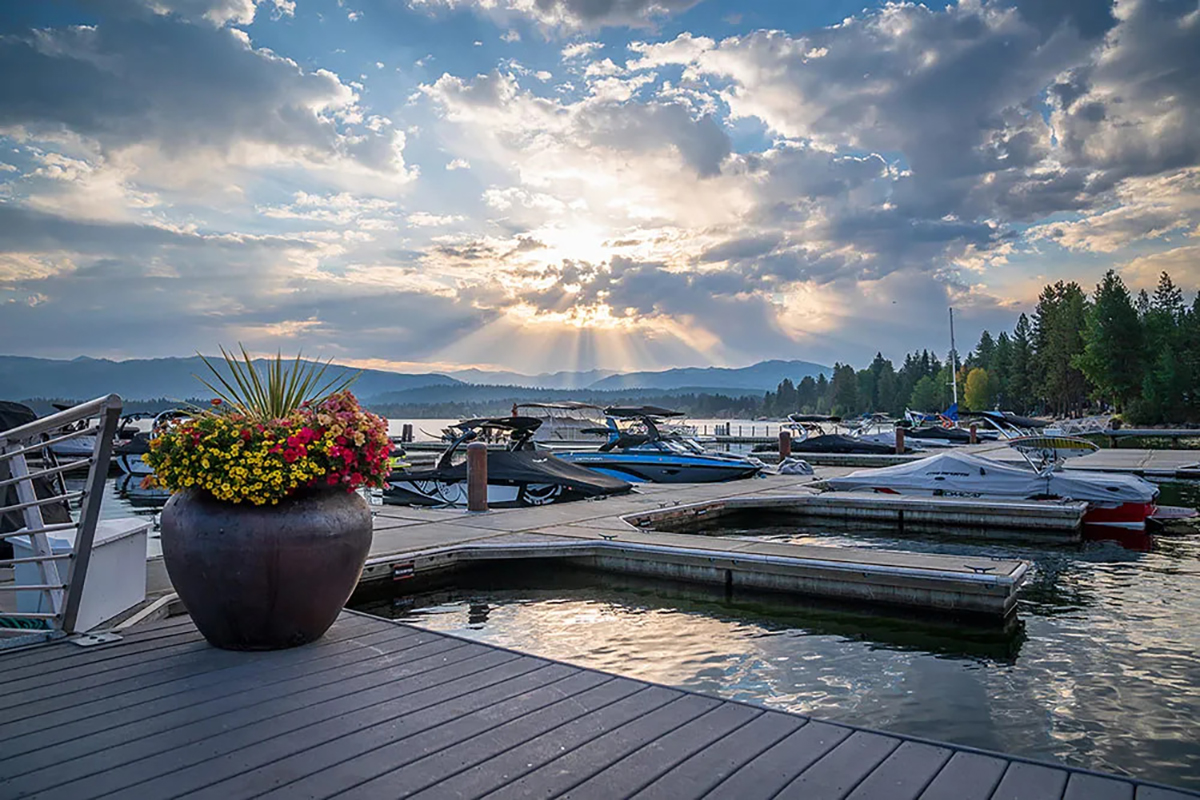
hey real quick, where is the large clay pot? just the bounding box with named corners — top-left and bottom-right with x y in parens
top-left (161, 488), bottom-right (372, 650)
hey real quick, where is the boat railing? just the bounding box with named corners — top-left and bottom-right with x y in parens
top-left (1, 395), bottom-right (122, 648)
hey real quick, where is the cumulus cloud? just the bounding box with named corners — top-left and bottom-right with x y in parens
top-left (0, 11), bottom-right (411, 180)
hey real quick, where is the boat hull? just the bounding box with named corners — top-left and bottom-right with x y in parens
top-left (555, 454), bottom-right (761, 483)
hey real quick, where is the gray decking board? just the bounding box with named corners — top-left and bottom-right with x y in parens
top-left (0, 622), bottom-right (422, 742)
top-left (1, 613), bottom-right (1196, 800)
top-left (0, 632), bottom-right (454, 773)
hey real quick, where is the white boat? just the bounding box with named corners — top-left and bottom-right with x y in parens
top-left (515, 402), bottom-right (610, 445)
top-left (825, 437), bottom-right (1167, 531)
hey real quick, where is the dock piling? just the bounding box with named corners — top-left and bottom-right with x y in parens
top-left (894, 425), bottom-right (905, 454)
top-left (466, 442), bottom-right (488, 512)
top-left (779, 429), bottom-right (792, 459)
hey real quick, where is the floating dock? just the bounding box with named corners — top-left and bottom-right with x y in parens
top-left (353, 474), bottom-right (1051, 619)
top-left (2, 611), bottom-right (1196, 799)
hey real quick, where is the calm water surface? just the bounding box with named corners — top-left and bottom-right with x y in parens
top-left (351, 480), bottom-right (1200, 790)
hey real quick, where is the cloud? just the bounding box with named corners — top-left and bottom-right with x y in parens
top-left (445, 158), bottom-right (471, 170)
top-left (0, 10), bottom-right (412, 180)
top-left (562, 41), bottom-right (603, 59)
top-left (406, 211), bottom-right (466, 226)
top-left (1121, 244), bottom-right (1200, 291)
top-left (410, 0), bottom-right (705, 30)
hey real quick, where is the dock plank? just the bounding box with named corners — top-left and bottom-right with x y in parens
top-left (561, 702), bottom-right (763, 799)
top-left (0, 624), bottom-right (426, 748)
top-left (918, 751), bottom-right (1009, 800)
top-left (1064, 773), bottom-right (1134, 800)
top-left (775, 730), bottom-right (902, 800)
top-left (481, 694), bottom-right (722, 800)
top-left (405, 685), bottom-right (683, 800)
top-left (7, 646), bottom-right (529, 798)
top-left (991, 761), bottom-right (1070, 800)
top-left (845, 740), bottom-right (954, 800)
top-left (0, 613), bottom-right (1196, 800)
top-left (704, 720), bottom-right (852, 800)
top-left (630, 710), bottom-right (804, 800)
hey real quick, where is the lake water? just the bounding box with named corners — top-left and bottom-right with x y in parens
top-left (348, 480), bottom-right (1200, 791)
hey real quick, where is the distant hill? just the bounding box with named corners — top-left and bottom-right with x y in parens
top-left (0, 355), bottom-right (831, 406)
top-left (0, 355), bottom-right (460, 403)
top-left (447, 367), bottom-right (618, 389)
top-left (586, 359), bottom-right (830, 392)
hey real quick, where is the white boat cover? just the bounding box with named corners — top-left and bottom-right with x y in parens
top-left (826, 451), bottom-right (1157, 507)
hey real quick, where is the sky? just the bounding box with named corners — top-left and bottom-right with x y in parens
top-left (0, 0), bottom-right (1197, 375)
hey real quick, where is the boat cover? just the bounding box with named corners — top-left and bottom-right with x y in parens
top-left (1, 402), bottom-right (72, 553)
top-left (792, 434), bottom-right (896, 455)
top-left (398, 450), bottom-right (632, 496)
top-left (826, 451), bottom-right (1156, 505)
top-left (905, 425), bottom-right (973, 443)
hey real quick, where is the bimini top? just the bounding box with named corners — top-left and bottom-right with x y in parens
top-left (604, 405), bottom-right (684, 419)
top-left (516, 402), bottom-right (602, 411)
top-left (971, 410), bottom-right (1052, 429)
top-left (453, 416), bottom-right (544, 432)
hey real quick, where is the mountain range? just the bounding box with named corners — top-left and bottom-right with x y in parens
top-left (0, 355), bottom-right (831, 402)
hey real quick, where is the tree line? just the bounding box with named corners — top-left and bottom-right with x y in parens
top-left (763, 270), bottom-right (1199, 423)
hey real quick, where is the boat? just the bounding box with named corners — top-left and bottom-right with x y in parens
top-left (824, 436), bottom-right (1177, 532)
top-left (764, 414), bottom-right (909, 455)
top-left (554, 407), bottom-right (764, 483)
top-left (385, 416), bottom-right (632, 507)
top-left (113, 410), bottom-right (190, 476)
top-left (513, 402), bottom-right (610, 445)
top-left (45, 407), bottom-right (149, 461)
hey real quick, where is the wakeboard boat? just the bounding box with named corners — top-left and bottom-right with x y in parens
top-left (825, 435), bottom-right (1186, 531)
top-left (782, 414), bottom-right (906, 455)
top-left (385, 416), bottom-right (632, 507)
top-left (554, 407), bottom-right (764, 483)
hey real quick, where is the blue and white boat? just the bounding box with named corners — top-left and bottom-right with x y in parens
top-left (553, 407), bottom-right (764, 483)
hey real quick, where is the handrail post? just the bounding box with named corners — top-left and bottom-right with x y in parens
top-left (61, 394), bottom-right (122, 633)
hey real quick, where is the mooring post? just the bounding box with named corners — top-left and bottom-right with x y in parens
top-left (894, 425), bottom-right (905, 454)
top-left (969, 423), bottom-right (978, 444)
top-left (779, 429), bottom-right (791, 459)
top-left (466, 442), bottom-right (488, 512)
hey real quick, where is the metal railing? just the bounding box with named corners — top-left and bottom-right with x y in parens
top-left (1, 395), bottom-right (122, 645)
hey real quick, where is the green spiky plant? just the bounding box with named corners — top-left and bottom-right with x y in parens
top-left (195, 344), bottom-right (361, 422)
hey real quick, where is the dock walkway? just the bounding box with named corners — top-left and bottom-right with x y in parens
top-left (1, 612), bottom-right (1195, 800)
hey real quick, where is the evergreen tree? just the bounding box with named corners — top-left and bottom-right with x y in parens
top-left (797, 376), bottom-right (818, 412)
top-left (1033, 281), bottom-right (1089, 415)
top-left (909, 375), bottom-right (940, 411)
top-left (830, 363), bottom-right (859, 416)
top-left (992, 332), bottom-right (1013, 408)
top-left (1009, 313), bottom-right (1035, 413)
top-left (1075, 270), bottom-right (1143, 411)
top-left (973, 331), bottom-right (996, 371)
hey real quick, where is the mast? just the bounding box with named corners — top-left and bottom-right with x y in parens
top-left (948, 307), bottom-right (958, 407)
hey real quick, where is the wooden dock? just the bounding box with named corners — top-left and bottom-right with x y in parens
top-left (1, 611), bottom-right (1195, 799)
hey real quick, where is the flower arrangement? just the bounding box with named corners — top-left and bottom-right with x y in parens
top-left (143, 347), bottom-right (392, 505)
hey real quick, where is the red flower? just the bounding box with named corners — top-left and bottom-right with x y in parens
top-left (336, 435), bottom-right (347, 445)
top-left (299, 427), bottom-right (316, 443)
top-left (327, 474), bottom-right (340, 485)
top-left (351, 472), bottom-right (363, 484)
top-left (283, 448), bottom-right (299, 463)
top-left (211, 398), bottom-right (222, 406)
top-left (240, 429), bottom-right (252, 441)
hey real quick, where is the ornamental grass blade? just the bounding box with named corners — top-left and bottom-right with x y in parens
top-left (195, 350), bottom-right (249, 413)
top-left (237, 343), bottom-right (270, 418)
